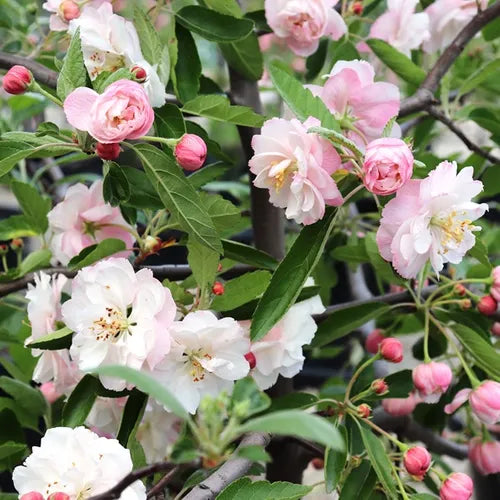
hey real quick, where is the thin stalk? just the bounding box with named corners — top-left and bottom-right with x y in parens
top-left (344, 355), bottom-right (379, 403)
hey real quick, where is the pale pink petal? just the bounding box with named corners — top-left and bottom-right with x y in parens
top-left (63, 87), bottom-right (98, 132)
top-left (444, 388), bottom-right (472, 414)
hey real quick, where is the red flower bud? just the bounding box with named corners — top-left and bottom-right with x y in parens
top-left (460, 298), bottom-right (471, 310)
top-left (404, 446), bottom-right (431, 480)
top-left (60, 0), bottom-right (80, 21)
top-left (20, 493), bottom-right (44, 500)
top-left (48, 493), bottom-right (70, 500)
top-left (357, 403), bottom-right (371, 418)
top-left (491, 322), bottom-right (500, 337)
top-left (365, 328), bottom-right (385, 354)
top-left (477, 295), bottom-right (497, 316)
top-left (244, 351), bottom-right (256, 369)
top-left (2, 65), bottom-right (32, 95)
top-left (311, 457), bottom-right (324, 470)
top-left (131, 65), bottom-right (147, 82)
top-left (379, 337), bottom-right (403, 363)
top-left (454, 284), bottom-right (466, 296)
top-left (439, 472), bottom-right (473, 500)
top-left (96, 142), bottom-right (121, 160)
top-left (212, 281), bottom-right (224, 295)
top-left (175, 134), bottom-right (207, 171)
top-left (352, 1), bottom-right (363, 15)
top-left (371, 378), bottom-right (388, 395)
top-left (10, 238), bottom-right (23, 250)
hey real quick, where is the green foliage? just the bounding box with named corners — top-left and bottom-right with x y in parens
top-left (57, 28), bottom-right (87, 100)
top-left (11, 181), bottom-right (51, 233)
top-left (68, 239), bottom-right (127, 270)
top-left (27, 326), bottom-right (72, 350)
top-left (63, 374), bottom-right (101, 427)
top-left (174, 23), bottom-right (201, 103)
top-left (134, 6), bottom-right (163, 66)
top-left (324, 425), bottom-right (348, 493)
top-left (216, 477), bottom-right (313, 500)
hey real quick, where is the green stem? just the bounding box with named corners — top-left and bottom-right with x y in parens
top-left (32, 82), bottom-right (63, 106)
top-left (423, 307), bottom-right (431, 363)
top-left (344, 355), bottom-right (379, 403)
top-left (139, 135), bottom-right (178, 149)
top-left (1, 255), bottom-right (8, 273)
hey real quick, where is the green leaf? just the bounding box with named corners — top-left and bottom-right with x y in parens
top-left (155, 103), bottom-right (186, 139)
top-left (268, 62), bottom-right (339, 130)
top-left (357, 422), bottom-right (398, 499)
top-left (0, 442), bottom-right (26, 460)
top-left (63, 374), bottom-right (100, 427)
top-left (11, 181), bottom-right (51, 233)
top-left (0, 376), bottom-right (47, 417)
top-left (19, 248), bottom-right (52, 275)
top-left (182, 94), bottom-right (265, 127)
top-left (189, 162), bottom-right (231, 189)
top-left (220, 33), bottom-right (263, 81)
top-left (103, 162), bottom-right (131, 206)
top-left (483, 16), bottom-right (500, 41)
top-left (93, 68), bottom-right (134, 93)
top-left (250, 208), bottom-right (338, 342)
top-left (90, 365), bottom-right (189, 420)
top-left (240, 410), bottom-right (345, 450)
top-left (134, 143), bottom-right (222, 253)
top-left (237, 445), bottom-right (271, 462)
top-left (383, 370), bottom-right (414, 398)
top-left (366, 39), bottom-right (426, 87)
top-left (27, 326), bottom-right (72, 350)
top-left (458, 58), bottom-right (500, 97)
top-left (365, 232), bottom-right (406, 285)
top-left (199, 192), bottom-right (243, 238)
top-left (212, 270), bottom-right (271, 312)
top-left (163, 279), bottom-right (193, 306)
top-left (468, 237), bottom-right (491, 270)
top-left (452, 324), bottom-right (500, 380)
top-left (231, 377), bottom-right (271, 418)
top-left (57, 27), bottom-right (87, 101)
top-left (324, 425), bottom-right (347, 493)
top-left (222, 240), bottom-right (277, 270)
top-left (216, 477), bottom-right (313, 500)
top-left (311, 302), bottom-right (390, 348)
top-left (306, 39), bottom-right (328, 81)
top-left (68, 238), bottom-right (127, 270)
top-left (0, 215), bottom-right (38, 240)
top-left (174, 23), bottom-right (201, 103)
top-left (201, 0), bottom-right (242, 16)
top-left (339, 460), bottom-right (375, 500)
top-left (268, 392), bottom-right (318, 412)
top-left (134, 6), bottom-right (163, 65)
top-left (187, 237), bottom-right (219, 293)
top-left (176, 6), bottom-right (254, 42)
top-left (120, 166), bottom-right (162, 210)
top-left (117, 389), bottom-right (148, 447)
top-left (469, 108), bottom-right (500, 137)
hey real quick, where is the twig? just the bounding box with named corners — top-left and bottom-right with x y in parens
top-left (88, 462), bottom-right (175, 500)
top-left (0, 51), bottom-right (58, 88)
top-left (146, 465), bottom-right (181, 499)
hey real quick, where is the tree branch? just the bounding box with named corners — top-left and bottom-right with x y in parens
top-left (0, 51), bottom-right (58, 88)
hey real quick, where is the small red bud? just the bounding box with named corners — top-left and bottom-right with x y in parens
top-left (48, 493), bottom-right (70, 500)
top-left (357, 403), bottom-right (371, 418)
top-left (175, 134), bottom-right (207, 171)
top-left (311, 457), bottom-right (324, 470)
top-left (371, 378), bottom-right (388, 395)
top-left (404, 446), bottom-right (431, 481)
top-left (217, 263), bottom-right (223, 272)
top-left (454, 284), bottom-right (466, 296)
top-left (10, 238), bottom-right (23, 250)
top-left (491, 322), bottom-right (500, 337)
top-left (352, 1), bottom-right (363, 15)
top-left (365, 329), bottom-right (385, 354)
top-left (478, 295), bottom-right (498, 316)
top-left (20, 493), bottom-right (44, 500)
top-left (60, 0), bottom-right (80, 21)
top-left (460, 298), bottom-right (472, 310)
top-left (244, 351), bottom-right (256, 369)
top-left (96, 142), bottom-right (121, 160)
top-left (2, 65), bottom-right (32, 95)
top-left (131, 65), bottom-right (147, 82)
top-left (379, 337), bottom-right (403, 363)
top-left (212, 281), bottom-right (224, 295)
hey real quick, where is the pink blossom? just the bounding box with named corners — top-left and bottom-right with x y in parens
top-left (365, 328), bottom-right (385, 354)
top-left (362, 138), bottom-right (413, 195)
top-left (468, 437), bottom-right (500, 475)
top-left (39, 382), bottom-right (61, 404)
top-left (307, 60), bottom-right (400, 147)
top-left (439, 472), bottom-right (473, 500)
top-left (249, 117), bottom-right (343, 225)
top-left (42, 0), bottom-right (110, 31)
top-left (379, 337), bottom-right (403, 363)
top-left (382, 392), bottom-right (418, 416)
top-left (491, 266), bottom-right (500, 302)
top-left (47, 180), bottom-right (135, 266)
top-left (265, 0), bottom-right (347, 57)
top-left (404, 446), bottom-right (431, 480)
top-left (376, 161), bottom-right (487, 278)
top-left (424, 0), bottom-right (487, 53)
top-left (64, 80), bottom-right (154, 143)
top-left (470, 381), bottom-right (500, 424)
top-left (413, 362), bottom-right (453, 403)
top-left (366, 0), bottom-right (430, 56)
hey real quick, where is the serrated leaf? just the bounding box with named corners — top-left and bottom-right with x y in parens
top-left (325, 425), bottom-right (348, 493)
top-left (63, 374), bottom-right (100, 427)
top-left (155, 103), bottom-right (186, 139)
top-left (57, 27), bottom-right (87, 100)
top-left (103, 162), bottom-right (130, 206)
top-left (237, 445), bottom-right (271, 462)
top-left (0, 215), bottom-right (38, 240)
top-left (11, 181), bottom-right (51, 233)
top-left (27, 326), bottom-right (72, 350)
top-left (0, 442), bottom-right (26, 460)
top-left (189, 162), bottom-right (231, 188)
top-left (200, 192), bottom-right (242, 238)
top-left (187, 237), bottom-right (219, 294)
top-left (216, 477), bottom-right (313, 500)
top-left (93, 68), bottom-right (134, 93)
top-left (134, 7), bottom-right (163, 65)
top-left (120, 166), bottom-right (162, 210)
top-left (174, 23), bottom-right (201, 102)
top-left (68, 238), bottom-right (127, 270)
top-left (19, 249), bottom-right (52, 275)
top-left (220, 32), bottom-right (263, 81)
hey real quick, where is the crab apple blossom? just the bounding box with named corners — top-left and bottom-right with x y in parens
top-left (243, 294), bottom-right (325, 390)
top-left (12, 426), bottom-right (145, 500)
top-left (468, 438), bottom-right (500, 475)
top-left (423, 0), bottom-right (488, 53)
top-left (365, 328), bottom-right (385, 354)
top-left (376, 161), bottom-right (488, 279)
top-left (490, 266), bottom-right (500, 302)
top-left (42, 0), bottom-right (110, 31)
top-left (2, 65), bottom-right (32, 95)
top-left (363, 0), bottom-right (430, 56)
top-left (307, 60), bottom-right (400, 147)
top-left (264, 0), bottom-right (347, 57)
top-left (175, 134), bottom-right (208, 171)
top-left (413, 362), bottom-right (453, 403)
top-left (151, 311), bottom-right (250, 414)
top-left (64, 80), bottom-right (154, 144)
top-left (382, 392), bottom-right (419, 416)
top-left (439, 472), bottom-right (473, 500)
top-left (47, 180), bottom-right (135, 266)
top-left (362, 138), bottom-right (414, 196)
top-left (404, 446), bottom-right (431, 480)
top-left (379, 337), bottom-right (403, 363)
top-left (477, 295), bottom-right (497, 316)
top-left (249, 117), bottom-right (343, 225)
top-left (62, 258), bottom-right (176, 391)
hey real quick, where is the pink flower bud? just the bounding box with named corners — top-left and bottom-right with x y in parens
top-left (412, 362), bottom-right (452, 403)
top-left (468, 437), bottom-right (500, 475)
top-left (60, 0), bottom-right (80, 21)
top-left (357, 403), bottom-right (371, 418)
top-left (212, 281), bottom-right (224, 295)
top-left (477, 295), bottom-right (497, 316)
top-left (365, 328), bottom-right (385, 354)
top-left (371, 378), bottom-right (388, 395)
top-left (404, 446), bottom-right (431, 480)
top-left (469, 381), bottom-right (500, 425)
top-left (2, 65), bottom-right (32, 95)
top-left (47, 493), bottom-right (70, 500)
top-left (352, 1), bottom-right (363, 15)
top-left (362, 138), bottom-right (414, 196)
top-left (491, 266), bottom-right (500, 302)
top-left (491, 322), bottom-right (500, 337)
top-left (382, 392), bottom-right (418, 416)
top-left (439, 472), bottom-right (473, 500)
top-left (175, 134), bottom-right (207, 171)
top-left (311, 457), bottom-right (324, 469)
top-left (96, 142), bottom-right (121, 161)
top-left (379, 337), bottom-right (403, 363)
top-left (20, 493), bottom-right (44, 500)
top-left (131, 65), bottom-right (147, 83)
top-left (244, 351), bottom-right (256, 369)
top-left (39, 382), bottom-right (61, 404)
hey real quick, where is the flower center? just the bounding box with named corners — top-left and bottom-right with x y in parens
top-left (430, 211), bottom-right (478, 251)
top-left (183, 349), bottom-right (213, 382)
top-left (82, 220), bottom-right (99, 237)
top-left (90, 307), bottom-right (134, 342)
top-left (270, 159), bottom-right (296, 192)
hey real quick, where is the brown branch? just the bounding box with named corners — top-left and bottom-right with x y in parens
top-left (427, 107), bottom-right (500, 164)
top-left (399, 1), bottom-right (500, 118)
top-left (146, 465), bottom-right (181, 499)
top-left (0, 51), bottom-right (58, 88)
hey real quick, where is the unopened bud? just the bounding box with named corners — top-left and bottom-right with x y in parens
top-left (491, 322), bottom-right (500, 337)
top-left (478, 295), bottom-right (497, 316)
top-left (48, 493), bottom-right (70, 500)
top-left (212, 281), bottom-right (224, 295)
top-left (460, 298), bottom-right (471, 310)
top-left (60, 0), bottom-right (80, 21)
top-left (2, 65), bottom-right (32, 95)
top-left (96, 142), bottom-right (120, 161)
top-left (0, 244), bottom-right (8, 255)
top-left (371, 379), bottom-right (388, 395)
top-left (352, 1), bottom-right (363, 15)
top-left (131, 65), bottom-right (147, 82)
top-left (10, 238), bottom-right (23, 250)
top-left (357, 403), bottom-right (371, 418)
top-left (454, 284), bottom-right (466, 296)
top-left (379, 337), bottom-right (403, 363)
top-left (175, 134), bottom-right (207, 171)
top-left (20, 493), bottom-right (44, 500)
top-left (311, 457), bottom-right (324, 470)
top-left (244, 351), bottom-right (256, 369)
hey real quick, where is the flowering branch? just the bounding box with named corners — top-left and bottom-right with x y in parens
top-left (0, 51), bottom-right (58, 88)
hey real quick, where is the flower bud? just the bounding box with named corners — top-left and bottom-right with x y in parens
top-left (491, 266), bottom-right (500, 302)
top-left (362, 138), bottom-right (414, 196)
top-left (2, 65), bottom-right (32, 95)
top-left (379, 337), bottom-right (403, 363)
top-left (491, 322), bottom-right (500, 337)
top-left (404, 446), bottom-right (431, 480)
top-left (468, 437), bottom-right (500, 475)
top-left (131, 65), bottom-right (147, 83)
top-left (439, 472), bottom-right (473, 500)
top-left (460, 298), bottom-right (471, 310)
top-left (96, 142), bottom-right (121, 161)
top-left (365, 328), bottom-right (385, 354)
top-left (175, 134), bottom-right (207, 171)
top-left (357, 403), bottom-right (371, 418)
top-left (311, 457), bottom-right (324, 470)
top-left (10, 238), bottom-right (23, 250)
top-left (60, 0), bottom-right (80, 21)
top-left (143, 235), bottom-right (162, 254)
top-left (48, 493), bottom-right (71, 500)
top-left (477, 295), bottom-right (497, 316)
top-left (20, 493), bottom-right (44, 500)
top-left (469, 380), bottom-right (500, 425)
top-left (412, 362), bottom-right (452, 403)
top-left (382, 393), bottom-right (418, 416)
top-left (244, 351), bottom-right (256, 369)
top-left (0, 244), bottom-right (8, 255)
top-left (212, 281), bottom-right (224, 295)
top-left (352, 1), bottom-right (363, 15)
top-left (454, 284), bottom-right (466, 296)
top-left (39, 381), bottom-right (61, 404)
top-left (371, 378), bottom-right (388, 395)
